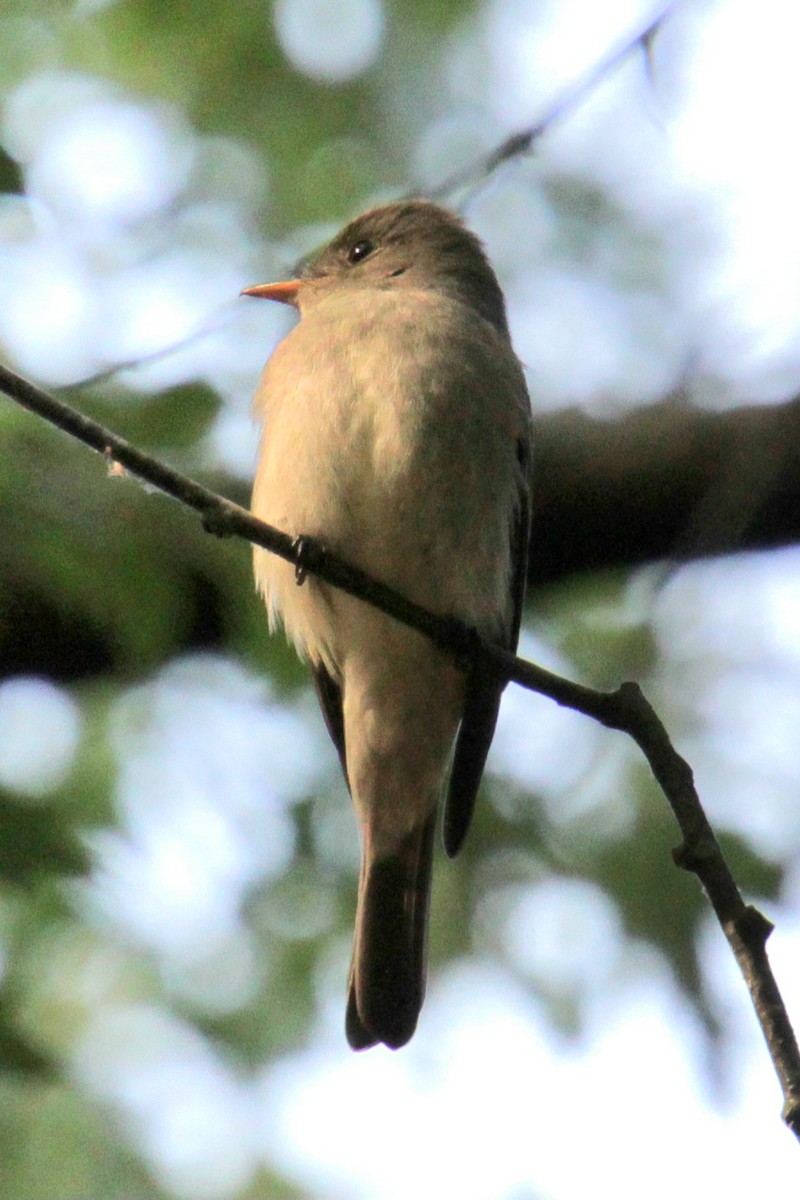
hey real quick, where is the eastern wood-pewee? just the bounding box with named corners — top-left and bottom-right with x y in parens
top-left (244, 200), bottom-right (532, 1049)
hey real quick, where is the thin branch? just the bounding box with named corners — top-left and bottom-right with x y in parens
top-left (59, 302), bottom-right (240, 392)
top-left (1, 360), bottom-right (799, 1138)
top-left (44, 5), bottom-right (678, 396)
top-left (423, 0), bottom-right (677, 202)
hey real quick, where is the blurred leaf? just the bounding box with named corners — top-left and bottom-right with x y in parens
top-left (714, 831), bottom-right (784, 902)
top-left (0, 1077), bottom-right (161, 1200)
top-left (79, 381), bottom-right (220, 452)
top-left (0, 794), bottom-right (88, 885)
top-left (0, 999), bottom-right (56, 1078)
top-left (0, 147), bottom-right (22, 193)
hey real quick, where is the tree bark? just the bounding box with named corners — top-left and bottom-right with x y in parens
top-left (530, 393), bottom-right (800, 584)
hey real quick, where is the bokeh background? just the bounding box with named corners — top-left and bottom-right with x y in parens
top-left (1, 0), bottom-right (800, 1196)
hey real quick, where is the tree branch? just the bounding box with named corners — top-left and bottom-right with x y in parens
top-left (531, 394), bottom-right (800, 583)
top-left (1, 359), bottom-right (798, 1137)
top-left (423, 0), bottom-right (678, 202)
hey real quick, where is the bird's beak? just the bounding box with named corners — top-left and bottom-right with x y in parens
top-left (240, 279), bottom-right (303, 307)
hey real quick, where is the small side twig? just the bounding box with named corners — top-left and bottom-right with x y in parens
top-left (1, 359), bottom-right (798, 1138)
top-left (44, 5), bottom-right (678, 399)
top-left (423, 0), bottom-right (677, 202)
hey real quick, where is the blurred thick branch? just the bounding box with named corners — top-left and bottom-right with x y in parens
top-left (1, 359), bottom-right (799, 1137)
top-left (532, 394), bottom-right (800, 583)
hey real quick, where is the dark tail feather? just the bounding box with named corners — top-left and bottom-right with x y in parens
top-left (443, 680), bottom-right (502, 858)
top-left (346, 810), bottom-right (436, 1050)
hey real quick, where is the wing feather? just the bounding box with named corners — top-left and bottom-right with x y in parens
top-left (442, 434), bottom-right (531, 858)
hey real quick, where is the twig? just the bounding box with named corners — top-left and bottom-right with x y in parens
top-left (423, 0), bottom-right (676, 202)
top-left (59, 302), bottom-right (240, 392)
top-left (1, 359), bottom-right (799, 1138)
top-left (48, 4), bottom-right (677, 396)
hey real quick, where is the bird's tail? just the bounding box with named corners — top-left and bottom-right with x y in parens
top-left (346, 810), bottom-right (436, 1050)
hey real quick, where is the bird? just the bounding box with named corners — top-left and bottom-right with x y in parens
top-left (244, 199), bottom-right (532, 1049)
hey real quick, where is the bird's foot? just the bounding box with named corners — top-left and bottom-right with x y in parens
top-left (292, 534), bottom-right (324, 586)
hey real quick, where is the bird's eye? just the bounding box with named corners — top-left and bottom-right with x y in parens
top-left (347, 240), bottom-right (374, 264)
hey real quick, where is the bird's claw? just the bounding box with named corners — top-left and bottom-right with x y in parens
top-left (292, 534), bottom-right (322, 585)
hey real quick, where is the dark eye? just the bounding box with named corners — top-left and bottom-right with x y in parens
top-left (347, 240), bottom-right (374, 264)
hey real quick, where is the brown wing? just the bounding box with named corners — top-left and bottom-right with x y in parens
top-left (312, 663), bottom-right (349, 788)
top-left (442, 434), bottom-right (531, 858)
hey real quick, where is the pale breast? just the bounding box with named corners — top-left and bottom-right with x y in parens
top-left (251, 287), bottom-right (528, 665)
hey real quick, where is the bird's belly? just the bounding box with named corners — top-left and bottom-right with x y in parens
top-left (251, 319), bottom-right (514, 665)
